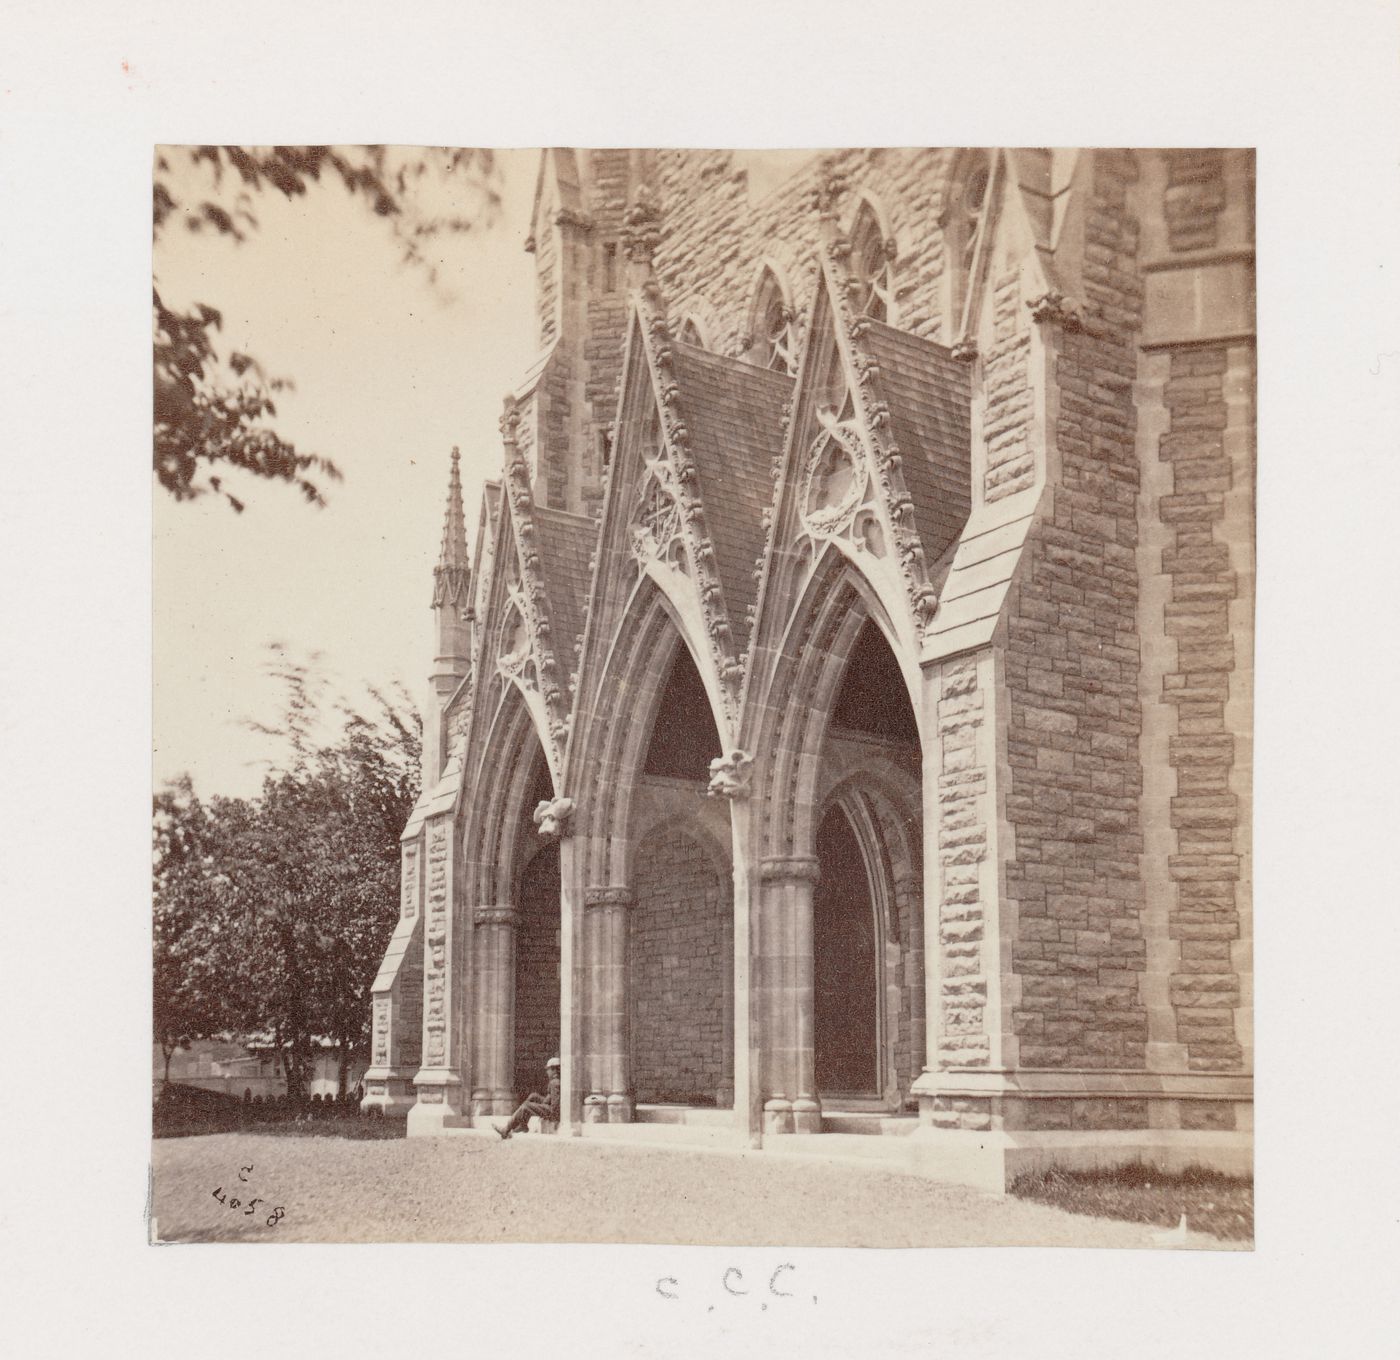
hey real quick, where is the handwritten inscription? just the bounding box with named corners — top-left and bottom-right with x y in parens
top-left (655, 1263), bottom-right (813, 1306)
top-left (210, 1164), bottom-right (286, 1229)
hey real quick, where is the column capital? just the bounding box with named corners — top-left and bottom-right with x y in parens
top-left (759, 855), bottom-right (820, 883)
top-left (583, 885), bottom-right (634, 910)
top-left (472, 905), bottom-right (519, 928)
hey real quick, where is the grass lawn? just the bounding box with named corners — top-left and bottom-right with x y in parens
top-left (1009, 1163), bottom-right (1253, 1242)
top-left (150, 1130), bottom-right (1250, 1249)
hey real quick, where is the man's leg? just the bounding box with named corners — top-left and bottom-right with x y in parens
top-left (498, 1094), bottom-right (549, 1139)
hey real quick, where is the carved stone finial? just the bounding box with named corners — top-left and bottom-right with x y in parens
top-left (622, 184), bottom-right (663, 266)
top-left (1026, 290), bottom-right (1084, 331)
top-left (707, 749), bottom-right (754, 801)
top-left (532, 796), bottom-right (574, 839)
top-left (813, 156), bottom-right (848, 231)
top-left (499, 398), bottom-right (521, 443)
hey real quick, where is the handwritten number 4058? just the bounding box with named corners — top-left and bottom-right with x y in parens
top-left (212, 1187), bottom-right (284, 1227)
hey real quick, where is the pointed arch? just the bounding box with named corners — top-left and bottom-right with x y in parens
top-left (845, 193), bottom-right (898, 323)
top-left (461, 682), bottom-right (556, 909)
top-left (572, 577), bottom-right (733, 890)
top-left (745, 544), bottom-right (923, 864)
top-left (943, 147), bottom-right (999, 344)
top-left (745, 262), bottom-right (798, 374)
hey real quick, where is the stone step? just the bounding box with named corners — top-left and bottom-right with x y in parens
top-left (821, 1112), bottom-right (919, 1137)
top-left (579, 1121), bottom-right (737, 1147)
top-left (767, 1132), bottom-right (924, 1172)
top-left (633, 1104), bottom-right (736, 1128)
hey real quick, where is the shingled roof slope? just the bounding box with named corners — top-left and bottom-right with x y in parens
top-left (531, 504), bottom-right (596, 680)
top-left (861, 320), bottom-right (972, 567)
top-left (669, 342), bottom-right (793, 652)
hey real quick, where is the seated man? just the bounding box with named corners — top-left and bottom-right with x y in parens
top-left (495, 1056), bottom-right (560, 1139)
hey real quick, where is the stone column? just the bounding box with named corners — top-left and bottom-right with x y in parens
top-left (582, 886), bottom-right (634, 1123)
top-left (362, 836), bottom-right (425, 1118)
top-left (470, 906), bottom-right (519, 1118)
top-left (407, 813), bottom-right (467, 1133)
top-left (757, 857), bottom-right (821, 1135)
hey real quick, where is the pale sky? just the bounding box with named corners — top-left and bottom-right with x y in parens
top-left (153, 148), bottom-right (541, 799)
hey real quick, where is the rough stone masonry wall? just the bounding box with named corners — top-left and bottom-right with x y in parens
top-left (1157, 345), bottom-right (1245, 1074)
top-left (983, 272), bottom-right (1035, 501)
top-left (630, 827), bottom-right (733, 1105)
top-left (651, 149), bottom-right (955, 354)
top-left (1004, 150), bottom-right (1150, 1075)
top-left (936, 657), bottom-right (993, 1072)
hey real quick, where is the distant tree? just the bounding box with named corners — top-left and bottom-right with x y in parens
top-left (152, 777), bottom-right (234, 1085)
top-left (152, 653), bottom-right (421, 1100)
top-left (154, 145), bottom-right (498, 511)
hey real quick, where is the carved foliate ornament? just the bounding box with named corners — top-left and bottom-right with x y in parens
top-left (623, 185), bottom-right (662, 265)
top-left (707, 749), bottom-right (754, 800)
top-left (533, 796), bottom-right (574, 839)
top-left (1027, 290), bottom-right (1084, 331)
top-left (496, 397), bottom-right (574, 755)
top-left (801, 409), bottom-right (869, 540)
top-left (628, 292), bottom-right (749, 719)
top-left (808, 240), bottom-right (943, 639)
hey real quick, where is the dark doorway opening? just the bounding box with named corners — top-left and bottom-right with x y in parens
top-left (813, 804), bottom-right (880, 1098)
top-left (514, 752), bottom-right (560, 1100)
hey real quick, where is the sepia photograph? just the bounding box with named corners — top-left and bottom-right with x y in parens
top-left (7, 3), bottom-right (1400, 1357)
top-left (150, 144), bottom-right (1255, 1249)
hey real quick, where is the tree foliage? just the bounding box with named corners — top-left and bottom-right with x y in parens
top-left (154, 145), bottom-right (498, 511)
top-left (152, 653), bottom-right (421, 1098)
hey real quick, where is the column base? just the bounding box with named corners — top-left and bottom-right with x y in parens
top-left (907, 1125), bottom-right (1253, 1195)
top-left (359, 1069), bottom-right (416, 1119)
top-left (582, 1094), bottom-right (610, 1124)
top-left (406, 1077), bottom-right (465, 1136)
top-left (791, 1097), bottom-right (821, 1134)
top-left (470, 1089), bottom-right (516, 1118)
top-left (606, 1093), bottom-right (633, 1123)
top-left (763, 1098), bottom-right (793, 1135)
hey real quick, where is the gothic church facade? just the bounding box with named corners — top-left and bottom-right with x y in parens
top-left (363, 148), bottom-right (1254, 1189)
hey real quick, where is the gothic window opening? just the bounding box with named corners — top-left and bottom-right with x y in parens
top-left (949, 150), bottom-right (993, 331)
top-left (848, 201), bottom-right (896, 323)
top-left (750, 267), bottom-right (796, 373)
top-left (677, 315), bottom-right (706, 349)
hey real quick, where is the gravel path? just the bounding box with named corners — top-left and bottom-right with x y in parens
top-left (151, 1132), bottom-right (1241, 1249)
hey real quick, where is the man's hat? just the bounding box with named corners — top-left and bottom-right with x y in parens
top-left (546, 1056), bottom-right (561, 1069)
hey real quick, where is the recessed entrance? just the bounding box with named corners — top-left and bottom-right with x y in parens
top-left (813, 803), bottom-right (880, 1098)
top-left (513, 754), bottom-right (560, 1100)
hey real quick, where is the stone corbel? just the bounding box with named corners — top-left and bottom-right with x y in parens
top-left (533, 796), bottom-right (575, 839)
top-left (583, 886), bottom-right (634, 910)
top-left (707, 749), bottom-right (754, 800)
top-left (1026, 290), bottom-right (1084, 331)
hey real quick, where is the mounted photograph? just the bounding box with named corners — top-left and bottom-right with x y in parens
top-left (151, 146), bottom-right (1255, 1248)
